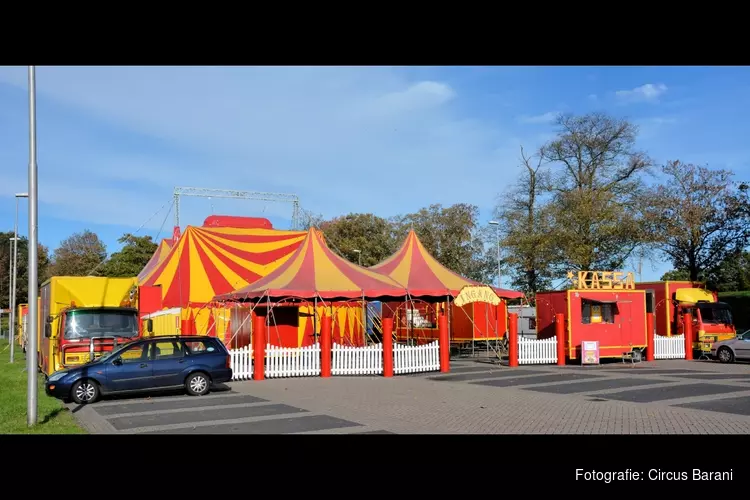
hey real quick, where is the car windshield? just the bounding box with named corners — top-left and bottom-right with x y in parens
top-left (698, 304), bottom-right (733, 324)
top-left (64, 309), bottom-right (138, 340)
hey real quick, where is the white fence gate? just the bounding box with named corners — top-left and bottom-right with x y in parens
top-left (266, 343), bottom-right (322, 378)
top-left (518, 337), bottom-right (557, 365)
top-left (229, 345), bottom-right (254, 380)
top-left (393, 340), bottom-right (440, 374)
top-left (332, 343), bottom-right (384, 375)
top-left (654, 334), bottom-right (685, 359)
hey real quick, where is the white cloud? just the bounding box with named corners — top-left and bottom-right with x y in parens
top-left (615, 83), bottom-right (668, 103)
top-left (518, 111), bottom-right (559, 124)
top-left (0, 66), bottom-right (527, 230)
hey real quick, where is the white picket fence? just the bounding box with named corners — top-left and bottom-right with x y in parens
top-left (393, 340), bottom-right (440, 374)
top-left (229, 345), bottom-right (254, 380)
top-left (332, 343), bottom-right (384, 375)
top-left (266, 343), bottom-right (322, 378)
top-left (518, 337), bottom-right (558, 365)
top-left (654, 334), bottom-right (685, 360)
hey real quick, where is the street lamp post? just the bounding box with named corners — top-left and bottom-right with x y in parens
top-left (27, 65), bottom-right (39, 427)
top-left (10, 193), bottom-right (28, 363)
top-left (8, 237), bottom-right (17, 363)
top-left (488, 221), bottom-right (501, 288)
top-left (8, 238), bottom-right (13, 343)
top-left (353, 249), bottom-right (362, 266)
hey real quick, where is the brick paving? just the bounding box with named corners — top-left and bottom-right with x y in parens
top-left (69, 358), bottom-right (750, 434)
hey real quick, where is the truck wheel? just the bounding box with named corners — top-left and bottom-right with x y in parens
top-left (71, 379), bottom-right (100, 404)
top-left (717, 347), bottom-right (734, 364)
top-left (185, 372), bottom-right (210, 396)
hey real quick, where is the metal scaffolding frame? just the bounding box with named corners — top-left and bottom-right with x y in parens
top-left (172, 186), bottom-right (302, 230)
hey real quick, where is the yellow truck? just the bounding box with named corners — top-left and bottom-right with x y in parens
top-left (38, 276), bottom-right (141, 376)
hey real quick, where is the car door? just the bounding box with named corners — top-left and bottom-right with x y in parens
top-left (735, 331), bottom-right (750, 359)
top-left (150, 340), bottom-right (188, 388)
top-left (105, 342), bottom-right (152, 392)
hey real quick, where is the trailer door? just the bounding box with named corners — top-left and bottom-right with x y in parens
top-left (617, 301), bottom-right (633, 348)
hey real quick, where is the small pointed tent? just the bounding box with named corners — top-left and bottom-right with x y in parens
top-left (137, 237), bottom-right (173, 283)
top-left (369, 229), bottom-right (524, 299)
top-left (214, 227), bottom-right (409, 302)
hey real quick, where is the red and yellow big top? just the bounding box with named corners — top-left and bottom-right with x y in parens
top-left (138, 221), bottom-right (377, 348)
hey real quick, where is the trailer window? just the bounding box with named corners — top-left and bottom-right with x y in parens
top-left (581, 300), bottom-right (615, 324)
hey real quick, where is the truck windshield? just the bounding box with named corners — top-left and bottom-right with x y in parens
top-left (698, 304), bottom-right (733, 324)
top-left (64, 310), bottom-right (138, 340)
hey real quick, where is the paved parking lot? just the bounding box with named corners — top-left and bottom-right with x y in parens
top-left (70, 359), bottom-right (750, 434)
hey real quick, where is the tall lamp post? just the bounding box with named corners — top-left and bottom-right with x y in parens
top-left (8, 237), bottom-right (17, 362)
top-left (488, 220), bottom-right (501, 288)
top-left (10, 192), bottom-right (29, 363)
top-left (352, 249), bottom-right (362, 266)
top-left (8, 238), bottom-right (15, 344)
top-left (27, 65), bottom-right (39, 427)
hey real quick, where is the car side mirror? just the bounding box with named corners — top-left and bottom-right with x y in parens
top-left (113, 357), bottom-right (123, 366)
top-left (146, 319), bottom-right (154, 333)
top-left (44, 323), bottom-right (51, 338)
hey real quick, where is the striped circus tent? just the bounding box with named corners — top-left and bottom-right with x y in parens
top-left (369, 229), bottom-right (523, 344)
top-left (214, 227), bottom-right (410, 348)
top-left (138, 225), bottom-right (307, 344)
top-left (139, 225), bottom-right (307, 307)
top-left (214, 227), bottom-right (409, 302)
top-left (137, 237), bottom-right (174, 283)
top-left (369, 229), bottom-right (524, 299)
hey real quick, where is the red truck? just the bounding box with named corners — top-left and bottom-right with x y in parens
top-left (633, 281), bottom-right (736, 352)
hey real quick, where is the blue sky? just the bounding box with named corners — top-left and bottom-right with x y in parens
top-left (1, 65), bottom-right (749, 282)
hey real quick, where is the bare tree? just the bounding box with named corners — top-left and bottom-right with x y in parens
top-left (643, 160), bottom-right (750, 281)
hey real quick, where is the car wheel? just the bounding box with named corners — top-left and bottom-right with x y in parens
top-left (71, 379), bottom-right (99, 404)
top-left (717, 347), bottom-right (734, 364)
top-left (185, 372), bottom-right (210, 396)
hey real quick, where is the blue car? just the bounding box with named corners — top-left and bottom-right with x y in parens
top-left (45, 335), bottom-right (233, 404)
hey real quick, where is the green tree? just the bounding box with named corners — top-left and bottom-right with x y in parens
top-left (48, 230), bottom-right (107, 277)
top-left (495, 146), bottom-right (557, 298)
top-left (319, 213), bottom-right (398, 267)
top-left (98, 233), bottom-right (159, 278)
top-left (0, 231), bottom-right (51, 309)
top-left (391, 203), bottom-right (494, 283)
top-left (660, 268), bottom-right (691, 281)
top-left (539, 112), bottom-right (655, 272)
top-left (643, 160), bottom-right (750, 282)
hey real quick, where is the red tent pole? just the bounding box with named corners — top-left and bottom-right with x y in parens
top-left (320, 311), bottom-right (332, 378)
top-left (555, 313), bottom-right (565, 366)
top-left (382, 317), bottom-right (394, 377)
top-left (683, 312), bottom-right (693, 360)
top-left (646, 312), bottom-right (655, 362)
top-left (253, 313), bottom-right (266, 381)
top-left (508, 313), bottom-right (519, 367)
top-left (438, 311), bottom-right (449, 373)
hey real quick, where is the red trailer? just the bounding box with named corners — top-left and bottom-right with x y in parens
top-left (536, 285), bottom-right (647, 361)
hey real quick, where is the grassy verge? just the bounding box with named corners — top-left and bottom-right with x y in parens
top-left (0, 339), bottom-right (86, 434)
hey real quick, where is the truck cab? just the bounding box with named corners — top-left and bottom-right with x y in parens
top-left (46, 306), bottom-right (140, 370)
top-left (673, 288), bottom-right (735, 348)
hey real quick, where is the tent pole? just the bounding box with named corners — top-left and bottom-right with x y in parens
top-left (313, 296), bottom-right (318, 344)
